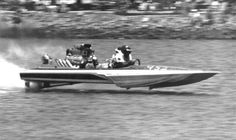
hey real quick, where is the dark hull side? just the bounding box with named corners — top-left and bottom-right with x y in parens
top-left (108, 73), bottom-right (217, 89)
top-left (148, 73), bottom-right (217, 89)
top-left (20, 72), bottom-right (112, 84)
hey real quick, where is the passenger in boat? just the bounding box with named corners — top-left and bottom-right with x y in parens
top-left (110, 45), bottom-right (135, 68)
top-left (66, 43), bottom-right (98, 68)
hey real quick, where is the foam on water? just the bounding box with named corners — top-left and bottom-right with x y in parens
top-left (0, 56), bottom-right (24, 89)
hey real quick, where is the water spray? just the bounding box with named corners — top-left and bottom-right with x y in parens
top-left (0, 56), bottom-right (24, 89)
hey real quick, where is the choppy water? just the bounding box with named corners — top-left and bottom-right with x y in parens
top-left (0, 38), bottom-right (235, 139)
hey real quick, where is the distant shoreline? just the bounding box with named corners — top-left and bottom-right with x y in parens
top-left (0, 11), bottom-right (235, 39)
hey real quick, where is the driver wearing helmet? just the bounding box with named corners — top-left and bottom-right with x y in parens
top-left (111, 45), bottom-right (134, 68)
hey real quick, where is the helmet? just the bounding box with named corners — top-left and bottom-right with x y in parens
top-left (125, 45), bottom-right (131, 52)
top-left (119, 45), bottom-right (131, 53)
top-left (81, 43), bottom-right (91, 48)
top-left (41, 54), bottom-right (51, 64)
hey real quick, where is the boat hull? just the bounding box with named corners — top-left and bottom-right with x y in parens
top-left (105, 70), bottom-right (217, 88)
top-left (20, 68), bottom-right (218, 89)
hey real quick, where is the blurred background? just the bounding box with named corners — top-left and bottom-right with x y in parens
top-left (0, 0), bottom-right (235, 39)
top-left (0, 0), bottom-right (235, 14)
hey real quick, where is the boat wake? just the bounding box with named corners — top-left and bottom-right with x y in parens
top-left (0, 56), bottom-right (24, 90)
top-left (41, 87), bottom-right (215, 96)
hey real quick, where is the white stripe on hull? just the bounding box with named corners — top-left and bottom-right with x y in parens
top-left (22, 78), bottom-right (111, 84)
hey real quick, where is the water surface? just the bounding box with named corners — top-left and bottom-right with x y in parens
top-left (0, 39), bottom-right (235, 139)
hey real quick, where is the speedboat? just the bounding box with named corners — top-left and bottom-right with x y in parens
top-left (19, 59), bottom-right (219, 91)
top-left (20, 44), bottom-right (219, 90)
